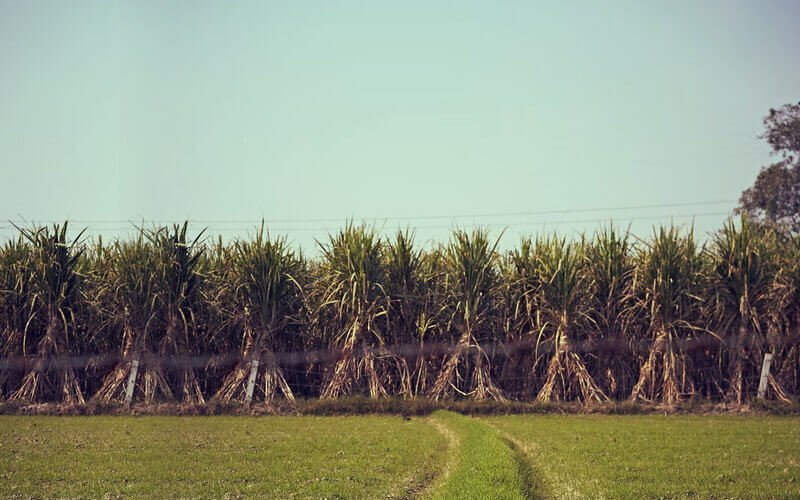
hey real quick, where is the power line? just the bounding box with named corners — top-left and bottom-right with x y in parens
top-left (4, 199), bottom-right (736, 226)
top-left (1, 210), bottom-right (733, 234)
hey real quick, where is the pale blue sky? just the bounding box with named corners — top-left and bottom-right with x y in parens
top-left (1, 1), bottom-right (799, 251)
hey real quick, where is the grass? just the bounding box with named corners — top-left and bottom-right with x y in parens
top-left (429, 411), bottom-right (530, 499)
top-left (2, 412), bottom-right (800, 498)
top-left (487, 414), bottom-right (800, 498)
top-left (0, 415), bottom-right (446, 498)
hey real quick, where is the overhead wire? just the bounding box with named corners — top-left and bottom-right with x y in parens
top-left (3, 199), bottom-right (736, 230)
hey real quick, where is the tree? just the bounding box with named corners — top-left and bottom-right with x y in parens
top-left (738, 102), bottom-right (800, 233)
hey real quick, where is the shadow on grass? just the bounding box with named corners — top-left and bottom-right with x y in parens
top-left (500, 435), bottom-right (550, 500)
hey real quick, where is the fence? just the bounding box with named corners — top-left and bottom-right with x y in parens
top-left (1, 333), bottom-right (798, 405)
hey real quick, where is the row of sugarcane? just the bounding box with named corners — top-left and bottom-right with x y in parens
top-left (0, 217), bottom-right (798, 407)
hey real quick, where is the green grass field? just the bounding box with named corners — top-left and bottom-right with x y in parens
top-left (0, 415), bottom-right (447, 498)
top-left (488, 414), bottom-right (800, 498)
top-left (1, 412), bottom-right (799, 498)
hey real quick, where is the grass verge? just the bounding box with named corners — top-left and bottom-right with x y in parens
top-left (2, 397), bottom-right (799, 416)
top-left (487, 414), bottom-right (800, 498)
top-left (0, 415), bottom-right (446, 498)
top-left (428, 411), bottom-right (533, 499)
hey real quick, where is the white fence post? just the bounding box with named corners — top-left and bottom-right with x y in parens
top-left (245, 357), bottom-right (260, 406)
top-left (125, 357), bottom-right (140, 406)
top-left (757, 352), bottom-right (774, 399)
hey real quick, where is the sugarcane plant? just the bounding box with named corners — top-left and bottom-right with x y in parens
top-left (93, 233), bottom-right (174, 403)
top-left (213, 225), bottom-right (304, 405)
top-left (584, 226), bottom-right (637, 399)
top-left (534, 236), bottom-right (608, 403)
top-left (152, 223), bottom-right (206, 403)
top-left (708, 217), bottom-right (790, 402)
top-left (0, 238), bottom-right (35, 399)
top-left (498, 238), bottom-right (543, 398)
top-left (629, 226), bottom-right (705, 405)
top-left (73, 237), bottom-right (113, 396)
top-left (316, 223), bottom-right (408, 398)
top-left (2, 217), bottom-right (800, 406)
top-left (429, 229), bottom-right (506, 401)
top-left (772, 233), bottom-right (800, 400)
top-left (11, 223), bottom-right (86, 403)
top-left (412, 246), bottom-right (451, 396)
top-left (384, 229), bottom-right (441, 397)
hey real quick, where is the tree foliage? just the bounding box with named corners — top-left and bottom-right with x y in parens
top-left (739, 102), bottom-right (800, 232)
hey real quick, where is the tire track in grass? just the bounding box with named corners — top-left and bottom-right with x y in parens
top-left (490, 425), bottom-right (581, 499)
top-left (419, 414), bottom-right (461, 497)
top-left (499, 435), bottom-right (549, 499)
top-left (426, 411), bottom-right (537, 499)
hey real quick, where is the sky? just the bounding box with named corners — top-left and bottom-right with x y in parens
top-left (1, 1), bottom-right (799, 252)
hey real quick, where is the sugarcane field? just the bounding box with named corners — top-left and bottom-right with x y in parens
top-left (1, 219), bottom-right (800, 408)
top-left (1, 219), bottom-right (800, 497)
top-left (4, 1), bottom-right (800, 498)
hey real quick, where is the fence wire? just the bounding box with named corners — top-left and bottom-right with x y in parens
top-left (0, 333), bottom-right (798, 404)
